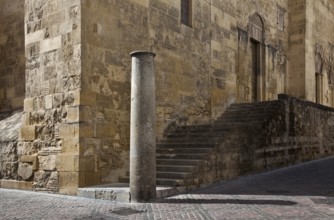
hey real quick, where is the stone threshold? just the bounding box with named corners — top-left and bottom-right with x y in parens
top-left (77, 183), bottom-right (208, 203)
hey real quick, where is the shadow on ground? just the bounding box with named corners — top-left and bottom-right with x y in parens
top-left (158, 198), bottom-right (297, 205)
top-left (191, 156), bottom-right (334, 197)
top-left (157, 156), bottom-right (334, 204)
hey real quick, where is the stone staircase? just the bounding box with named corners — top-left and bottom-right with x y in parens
top-left (120, 100), bottom-right (282, 187)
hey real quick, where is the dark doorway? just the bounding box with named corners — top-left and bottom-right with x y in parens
top-left (249, 13), bottom-right (263, 102)
top-left (250, 40), bottom-right (259, 102)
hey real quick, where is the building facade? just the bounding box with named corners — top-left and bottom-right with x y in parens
top-left (0, 0), bottom-right (334, 195)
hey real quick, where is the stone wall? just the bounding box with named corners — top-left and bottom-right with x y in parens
top-left (212, 95), bottom-right (334, 181)
top-left (235, 0), bottom-right (288, 103)
top-left (305, 0), bottom-right (334, 105)
top-left (0, 0), bottom-right (25, 112)
top-left (260, 95), bottom-right (334, 170)
top-left (287, 0), bottom-right (334, 104)
top-left (80, 0), bottom-right (145, 184)
top-left (287, 0), bottom-right (306, 99)
top-left (78, 0), bottom-right (292, 185)
top-left (1, 0), bottom-right (334, 195)
top-left (21, 0), bottom-right (82, 194)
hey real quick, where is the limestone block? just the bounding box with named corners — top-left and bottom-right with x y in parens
top-left (62, 137), bottom-right (80, 154)
top-left (80, 92), bottom-right (96, 106)
top-left (58, 123), bottom-right (79, 139)
top-left (0, 180), bottom-right (33, 191)
top-left (24, 98), bottom-right (34, 112)
top-left (39, 155), bottom-right (56, 171)
top-left (77, 188), bottom-right (96, 199)
top-left (6, 87), bottom-right (15, 99)
top-left (25, 29), bottom-right (44, 46)
top-left (80, 141), bottom-right (97, 157)
top-left (0, 35), bottom-right (8, 45)
top-left (56, 155), bottom-right (79, 172)
top-left (45, 94), bottom-right (53, 110)
top-left (33, 170), bottom-right (52, 189)
top-left (59, 171), bottom-right (79, 195)
top-left (79, 125), bottom-right (94, 138)
top-left (79, 156), bottom-right (95, 172)
top-left (95, 123), bottom-right (110, 138)
top-left (68, 90), bottom-right (80, 106)
top-left (84, 171), bottom-right (101, 186)
top-left (130, 0), bottom-right (149, 7)
top-left (19, 126), bottom-right (36, 141)
top-left (11, 96), bottom-right (25, 110)
top-left (46, 171), bottom-right (59, 188)
top-left (70, 27), bottom-right (81, 45)
top-left (79, 171), bottom-right (86, 187)
top-left (18, 163), bottom-right (33, 180)
top-left (40, 36), bottom-right (62, 53)
top-left (67, 106), bottom-right (80, 123)
top-left (21, 154), bottom-right (38, 170)
top-left (59, 21), bottom-right (74, 35)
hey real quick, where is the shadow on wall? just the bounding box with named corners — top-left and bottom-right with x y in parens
top-left (0, 111), bottom-right (23, 181)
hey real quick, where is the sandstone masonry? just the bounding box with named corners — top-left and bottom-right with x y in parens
top-left (0, 0), bottom-right (334, 195)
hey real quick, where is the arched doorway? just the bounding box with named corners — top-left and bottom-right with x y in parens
top-left (249, 14), bottom-right (264, 102)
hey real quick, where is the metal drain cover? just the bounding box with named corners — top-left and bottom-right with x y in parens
top-left (110, 207), bottom-right (146, 216)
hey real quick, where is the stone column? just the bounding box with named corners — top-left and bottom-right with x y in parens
top-left (130, 51), bottom-right (156, 202)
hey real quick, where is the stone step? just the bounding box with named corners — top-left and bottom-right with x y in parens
top-left (118, 176), bottom-right (187, 186)
top-left (174, 125), bottom-right (212, 133)
top-left (157, 171), bottom-right (190, 179)
top-left (157, 159), bottom-right (201, 166)
top-left (167, 127), bottom-right (231, 134)
top-left (157, 153), bottom-right (208, 160)
top-left (225, 106), bottom-right (278, 111)
top-left (214, 121), bottom-right (264, 126)
top-left (156, 178), bottom-right (185, 186)
top-left (152, 100), bottom-right (281, 189)
top-left (230, 100), bottom-right (280, 107)
top-left (218, 120), bottom-right (269, 125)
top-left (225, 106), bottom-right (279, 112)
top-left (157, 143), bottom-right (215, 149)
top-left (157, 147), bottom-right (213, 154)
top-left (219, 113), bottom-right (275, 119)
top-left (159, 138), bottom-right (215, 145)
top-left (220, 110), bottom-right (277, 118)
top-left (156, 165), bottom-right (196, 172)
top-left (165, 132), bottom-right (213, 138)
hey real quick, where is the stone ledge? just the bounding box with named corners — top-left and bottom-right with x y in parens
top-left (0, 180), bottom-right (33, 191)
top-left (78, 183), bottom-right (197, 203)
top-left (78, 183), bottom-right (131, 203)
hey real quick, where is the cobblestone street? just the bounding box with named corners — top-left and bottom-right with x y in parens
top-left (1, 157), bottom-right (334, 220)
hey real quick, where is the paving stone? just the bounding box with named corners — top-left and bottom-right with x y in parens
top-left (1, 157), bottom-right (334, 219)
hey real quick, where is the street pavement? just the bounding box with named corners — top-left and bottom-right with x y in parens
top-left (1, 157), bottom-right (334, 219)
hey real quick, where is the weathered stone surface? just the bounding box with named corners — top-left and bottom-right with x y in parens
top-left (0, 111), bottom-right (22, 142)
top-left (0, 0), bottom-right (334, 196)
top-left (0, 111), bottom-right (22, 180)
top-left (21, 155), bottom-right (38, 170)
top-left (18, 163), bottom-right (33, 180)
top-left (39, 155), bottom-right (56, 171)
top-left (130, 51), bottom-right (156, 202)
top-left (0, 180), bottom-right (33, 190)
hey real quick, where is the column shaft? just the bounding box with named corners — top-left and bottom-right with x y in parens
top-left (130, 51), bottom-right (156, 203)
